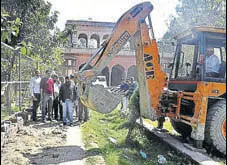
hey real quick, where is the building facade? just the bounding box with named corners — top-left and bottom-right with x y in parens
top-left (63, 20), bottom-right (173, 86)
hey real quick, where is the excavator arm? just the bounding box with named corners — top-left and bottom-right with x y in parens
top-left (79, 2), bottom-right (153, 76)
top-left (77, 2), bottom-right (166, 120)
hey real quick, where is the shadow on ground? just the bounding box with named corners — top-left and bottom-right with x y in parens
top-left (30, 121), bottom-right (81, 129)
top-left (23, 146), bottom-right (102, 165)
top-left (29, 115), bottom-right (82, 129)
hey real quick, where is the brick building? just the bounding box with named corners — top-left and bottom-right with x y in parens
top-left (63, 20), bottom-right (173, 86)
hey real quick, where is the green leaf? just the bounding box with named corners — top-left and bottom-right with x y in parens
top-left (20, 47), bottom-right (27, 55)
top-left (1, 13), bottom-right (9, 17)
top-left (15, 17), bottom-right (20, 23)
top-left (1, 31), bottom-right (8, 41)
top-left (28, 42), bottom-right (33, 48)
top-left (20, 41), bottom-right (26, 46)
top-left (26, 49), bottom-right (31, 55)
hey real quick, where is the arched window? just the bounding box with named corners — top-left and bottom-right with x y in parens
top-left (78, 33), bottom-right (88, 48)
top-left (90, 34), bottom-right (100, 48)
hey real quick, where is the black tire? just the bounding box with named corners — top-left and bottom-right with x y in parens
top-left (205, 99), bottom-right (226, 155)
top-left (170, 119), bottom-right (192, 138)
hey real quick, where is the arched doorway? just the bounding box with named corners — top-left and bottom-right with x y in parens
top-left (127, 65), bottom-right (137, 81)
top-left (101, 67), bottom-right (109, 86)
top-left (111, 65), bottom-right (125, 86)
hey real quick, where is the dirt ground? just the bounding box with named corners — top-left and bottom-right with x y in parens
top-left (1, 119), bottom-right (88, 165)
top-left (1, 112), bottom-right (225, 165)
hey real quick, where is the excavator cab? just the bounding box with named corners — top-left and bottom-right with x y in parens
top-left (164, 27), bottom-right (226, 154)
top-left (168, 27), bottom-right (226, 91)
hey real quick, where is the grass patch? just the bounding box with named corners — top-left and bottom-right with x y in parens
top-left (1, 108), bottom-right (9, 120)
top-left (81, 107), bottom-right (192, 165)
top-left (144, 118), bottom-right (175, 134)
top-left (1, 104), bottom-right (20, 121)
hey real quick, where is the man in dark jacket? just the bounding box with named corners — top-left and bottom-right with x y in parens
top-left (59, 76), bottom-right (77, 126)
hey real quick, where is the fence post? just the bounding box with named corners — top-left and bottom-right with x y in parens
top-left (19, 52), bottom-right (21, 112)
top-left (6, 83), bottom-right (12, 115)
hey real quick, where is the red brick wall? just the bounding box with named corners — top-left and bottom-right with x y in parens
top-left (74, 53), bottom-right (136, 72)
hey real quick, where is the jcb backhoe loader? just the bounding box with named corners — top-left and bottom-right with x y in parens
top-left (76, 2), bottom-right (226, 155)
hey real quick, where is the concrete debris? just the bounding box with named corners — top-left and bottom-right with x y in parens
top-left (51, 128), bottom-right (62, 135)
top-left (157, 155), bottom-right (167, 164)
top-left (17, 116), bottom-right (24, 130)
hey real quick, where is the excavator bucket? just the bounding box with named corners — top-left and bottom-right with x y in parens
top-left (80, 85), bottom-right (123, 114)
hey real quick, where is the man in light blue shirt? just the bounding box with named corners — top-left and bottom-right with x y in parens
top-left (205, 47), bottom-right (220, 78)
top-left (30, 70), bottom-right (41, 121)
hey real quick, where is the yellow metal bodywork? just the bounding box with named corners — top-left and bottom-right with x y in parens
top-left (134, 22), bottom-right (166, 120)
top-left (166, 82), bottom-right (226, 126)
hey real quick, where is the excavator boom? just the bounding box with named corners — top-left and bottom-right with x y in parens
top-left (77, 2), bottom-right (166, 120)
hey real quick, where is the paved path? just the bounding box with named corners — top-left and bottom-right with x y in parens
top-left (59, 125), bottom-right (85, 165)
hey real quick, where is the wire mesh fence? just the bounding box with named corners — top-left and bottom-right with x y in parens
top-left (1, 42), bottom-right (65, 120)
top-left (1, 81), bottom-right (31, 118)
top-left (1, 42), bottom-right (42, 120)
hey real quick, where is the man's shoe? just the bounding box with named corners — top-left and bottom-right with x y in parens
top-left (42, 120), bottom-right (46, 123)
top-left (69, 123), bottom-right (73, 127)
top-left (47, 118), bottom-right (52, 121)
top-left (63, 122), bottom-right (67, 126)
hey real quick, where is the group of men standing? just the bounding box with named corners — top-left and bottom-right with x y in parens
top-left (29, 69), bottom-right (89, 126)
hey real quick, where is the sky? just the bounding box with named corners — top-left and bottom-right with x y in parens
top-left (46, 0), bottom-right (179, 39)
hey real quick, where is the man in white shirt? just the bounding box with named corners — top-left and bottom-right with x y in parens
top-left (52, 74), bottom-right (60, 120)
top-left (205, 47), bottom-right (220, 78)
top-left (30, 70), bottom-right (41, 121)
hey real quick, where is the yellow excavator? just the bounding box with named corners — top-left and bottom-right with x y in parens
top-left (76, 2), bottom-right (226, 155)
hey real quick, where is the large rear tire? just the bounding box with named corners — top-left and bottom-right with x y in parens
top-left (205, 99), bottom-right (226, 155)
top-left (170, 119), bottom-right (192, 138)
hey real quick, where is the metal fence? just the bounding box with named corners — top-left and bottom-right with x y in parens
top-left (1, 81), bottom-right (31, 116)
top-left (1, 42), bottom-right (36, 118)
